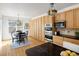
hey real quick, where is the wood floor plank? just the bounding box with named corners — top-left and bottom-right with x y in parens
top-left (0, 37), bottom-right (46, 56)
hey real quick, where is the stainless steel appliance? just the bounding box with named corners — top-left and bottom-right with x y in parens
top-left (44, 24), bottom-right (53, 42)
top-left (55, 21), bottom-right (66, 29)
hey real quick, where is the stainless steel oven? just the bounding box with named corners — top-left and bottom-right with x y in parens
top-left (44, 24), bottom-right (53, 42)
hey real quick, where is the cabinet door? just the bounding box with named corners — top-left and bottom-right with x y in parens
top-left (28, 21), bottom-right (32, 37)
top-left (48, 16), bottom-right (53, 24)
top-left (35, 19), bottom-right (38, 40)
top-left (33, 20), bottom-right (35, 38)
top-left (44, 16), bottom-right (49, 24)
top-left (38, 17), bottom-right (42, 41)
top-left (65, 10), bottom-right (74, 28)
top-left (55, 14), bottom-right (60, 22)
top-left (64, 37), bottom-right (79, 45)
top-left (74, 8), bottom-right (79, 28)
top-left (29, 20), bottom-right (34, 38)
top-left (32, 20), bottom-right (35, 38)
top-left (53, 36), bottom-right (63, 46)
top-left (41, 16), bottom-right (45, 41)
top-left (55, 12), bottom-right (65, 22)
top-left (60, 12), bottom-right (66, 21)
top-left (36, 19), bottom-right (39, 40)
top-left (34, 19), bottom-right (37, 39)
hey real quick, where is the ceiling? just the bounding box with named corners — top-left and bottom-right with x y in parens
top-left (0, 3), bottom-right (78, 18)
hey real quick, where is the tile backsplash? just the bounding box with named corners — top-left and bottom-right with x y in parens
top-left (60, 29), bottom-right (79, 36)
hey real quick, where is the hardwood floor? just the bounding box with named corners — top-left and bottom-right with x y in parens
top-left (0, 37), bottom-right (46, 56)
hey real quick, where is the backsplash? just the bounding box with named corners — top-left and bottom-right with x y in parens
top-left (60, 29), bottom-right (79, 36)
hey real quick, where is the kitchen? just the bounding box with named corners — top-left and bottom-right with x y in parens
top-left (0, 3), bottom-right (79, 56)
top-left (28, 4), bottom-right (79, 55)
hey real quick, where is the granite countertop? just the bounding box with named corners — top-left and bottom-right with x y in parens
top-left (55, 34), bottom-right (79, 40)
top-left (26, 42), bottom-right (79, 56)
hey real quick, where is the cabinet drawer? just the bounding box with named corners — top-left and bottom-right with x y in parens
top-left (53, 36), bottom-right (63, 46)
top-left (64, 37), bottom-right (79, 45)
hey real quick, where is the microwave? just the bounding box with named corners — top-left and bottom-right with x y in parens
top-left (55, 21), bottom-right (66, 29)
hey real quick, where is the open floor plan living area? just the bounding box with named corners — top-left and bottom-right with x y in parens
top-left (0, 3), bottom-right (79, 56)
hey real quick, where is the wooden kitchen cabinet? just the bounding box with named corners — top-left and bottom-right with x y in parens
top-left (65, 10), bottom-right (74, 28)
top-left (55, 12), bottom-right (65, 22)
top-left (29, 16), bottom-right (55, 41)
top-left (55, 7), bottom-right (79, 29)
top-left (44, 16), bottom-right (54, 24)
top-left (35, 19), bottom-right (38, 40)
top-left (53, 36), bottom-right (64, 46)
top-left (48, 16), bottom-right (53, 24)
top-left (64, 37), bottom-right (79, 45)
top-left (44, 16), bottom-right (49, 24)
top-left (59, 12), bottom-right (66, 21)
top-left (74, 8), bottom-right (79, 28)
top-left (28, 20), bottom-right (32, 37)
top-left (33, 20), bottom-right (35, 39)
top-left (32, 20), bottom-right (35, 38)
top-left (29, 19), bottom-right (38, 39)
top-left (38, 17), bottom-right (42, 41)
top-left (29, 20), bottom-right (35, 38)
top-left (36, 19), bottom-right (39, 40)
top-left (41, 16), bottom-right (45, 41)
top-left (34, 19), bottom-right (37, 39)
top-left (55, 13), bottom-right (60, 21)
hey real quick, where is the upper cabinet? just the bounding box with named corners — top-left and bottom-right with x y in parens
top-left (74, 8), bottom-right (79, 28)
top-left (55, 12), bottom-right (65, 22)
top-left (55, 13), bottom-right (60, 21)
top-left (43, 16), bottom-right (48, 24)
top-left (48, 16), bottom-right (53, 24)
top-left (43, 16), bottom-right (55, 24)
top-left (60, 12), bottom-right (66, 21)
top-left (55, 7), bottom-right (79, 29)
top-left (65, 10), bottom-right (74, 28)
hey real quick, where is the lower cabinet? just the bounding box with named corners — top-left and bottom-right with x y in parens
top-left (63, 41), bottom-right (79, 53)
top-left (53, 36), bottom-right (63, 46)
top-left (64, 37), bottom-right (79, 45)
top-left (53, 35), bottom-right (79, 47)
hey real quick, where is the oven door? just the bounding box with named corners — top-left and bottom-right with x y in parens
top-left (45, 31), bottom-right (53, 36)
top-left (45, 35), bottom-right (52, 39)
top-left (45, 27), bottom-right (52, 31)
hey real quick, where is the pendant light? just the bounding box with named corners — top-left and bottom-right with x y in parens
top-left (48, 3), bottom-right (57, 16)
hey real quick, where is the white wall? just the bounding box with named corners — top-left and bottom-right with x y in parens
top-left (2, 16), bottom-right (9, 40)
top-left (0, 16), bottom-right (2, 41)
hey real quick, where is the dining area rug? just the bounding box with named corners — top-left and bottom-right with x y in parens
top-left (11, 40), bottom-right (31, 48)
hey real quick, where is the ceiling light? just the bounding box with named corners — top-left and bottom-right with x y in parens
top-left (48, 3), bottom-right (57, 16)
